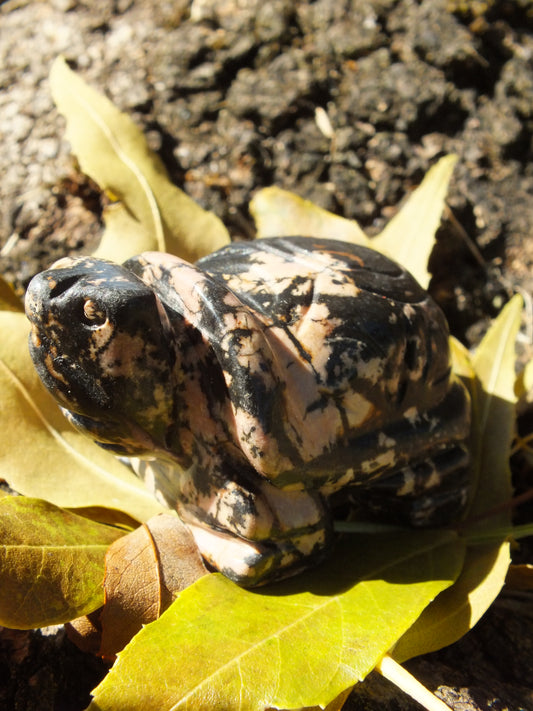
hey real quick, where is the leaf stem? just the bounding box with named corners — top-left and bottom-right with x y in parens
top-left (377, 655), bottom-right (452, 711)
top-left (456, 487), bottom-right (533, 530)
top-left (511, 431), bottom-right (533, 455)
top-left (334, 521), bottom-right (407, 534)
top-left (464, 523), bottom-right (533, 546)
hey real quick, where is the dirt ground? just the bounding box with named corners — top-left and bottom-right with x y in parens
top-left (1, 1), bottom-right (532, 709)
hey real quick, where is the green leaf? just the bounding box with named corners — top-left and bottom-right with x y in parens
top-left (0, 496), bottom-right (123, 628)
top-left (0, 310), bottom-right (165, 522)
top-left (250, 186), bottom-right (370, 245)
top-left (0, 275), bottom-right (24, 312)
top-left (372, 155), bottom-right (458, 288)
top-left (88, 530), bottom-right (465, 711)
top-left (49, 56), bottom-right (230, 263)
top-left (393, 296), bottom-right (521, 661)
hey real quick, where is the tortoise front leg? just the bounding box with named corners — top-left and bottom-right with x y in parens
top-left (133, 456), bottom-right (332, 585)
top-left (179, 479), bottom-right (332, 586)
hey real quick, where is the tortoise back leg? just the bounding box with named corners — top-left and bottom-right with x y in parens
top-left (346, 443), bottom-right (471, 527)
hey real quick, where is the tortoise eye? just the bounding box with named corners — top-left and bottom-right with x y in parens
top-left (82, 298), bottom-right (107, 325)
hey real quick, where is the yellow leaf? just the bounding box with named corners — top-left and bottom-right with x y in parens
top-left (372, 155), bottom-right (458, 288)
top-left (449, 335), bottom-right (476, 381)
top-left (250, 186), bottom-right (370, 245)
top-left (0, 496), bottom-right (123, 628)
top-left (89, 531), bottom-right (464, 711)
top-left (393, 542), bottom-right (510, 662)
top-left (49, 57), bottom-right (229, 263)
top-left (93, 202), bottom-right (156, 263)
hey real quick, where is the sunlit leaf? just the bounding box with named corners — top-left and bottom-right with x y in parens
top-left (50, 57), bottom-right (230, 263)
top-left (392, 542), bottom-right (509, 662)
top-left (372, 155), bottom-right (458, 288)
top-left (449, 335), bottom-right (476, 381)
top-left (0, 496), bottom-right (123, 628)
top-left (88, 530), bottom-right (465, 711)
top-left (92, 203), bottom-right (155, 263)
top-left (0, 275), bottom-right (23, 312)
top-left (250, 186), bottom-right (370, 245)
top-left (0, 310), bottom-right (165, 522)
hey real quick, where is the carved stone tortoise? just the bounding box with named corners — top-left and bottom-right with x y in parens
top-left (25, 237), bottom-right (471, 585)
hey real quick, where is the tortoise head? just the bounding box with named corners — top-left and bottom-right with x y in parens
top-left (25, 256), bottom-right (178, 456)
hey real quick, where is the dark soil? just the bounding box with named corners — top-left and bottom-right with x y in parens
top-left (1, 1), bottom-right (532, 709)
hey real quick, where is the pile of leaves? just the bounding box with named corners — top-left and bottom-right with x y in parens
top-left (1, 58), bottom-right (532, 711)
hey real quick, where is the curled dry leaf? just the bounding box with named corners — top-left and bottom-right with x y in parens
top-left (505, 564), bottom-right (533, 590)
top-left (66, 609), bottom-right (104, 656)
top-left (98, 513), bottom-right (207, 658)
top-left (146, 511), bottom-right (209, 601)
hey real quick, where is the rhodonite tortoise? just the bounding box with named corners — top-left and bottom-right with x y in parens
top-left (25, 237), bottom-right (471, 586)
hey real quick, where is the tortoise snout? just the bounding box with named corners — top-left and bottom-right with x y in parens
top-left (25, 258), bottom-right (100, 328)
top-left (25, 271), bottom-right (53, 325)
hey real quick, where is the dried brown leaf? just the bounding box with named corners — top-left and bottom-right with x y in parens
top-left (146, 511), bottom-right (209, 608)
top-left (505, 564), bottom-right (533, 590)
top-left (99, 513), bottom-right (206, 658)
top-left (66, 609), bottom-right (103, 655)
